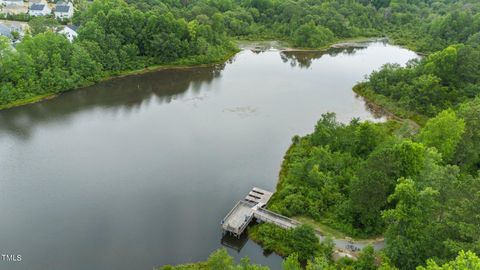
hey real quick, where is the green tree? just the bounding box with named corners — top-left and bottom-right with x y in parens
top-left (350, 140), bottom-right (425, 234)
top-left (382, 178), bottom-right (440, 270)
top-left (159, 249), bottom-right (270, 269)
top-left (282, 253), bottom-right (302, 270)
top-left (417, 251), bottom-right (480, 270)
top-left (28, 17), bottom-right (59, 36)
top-left (207, 249), bottom-right (234, 270)
top-left (289, 225), bottom-right (322, 261)
top-left (410, 74), bottom-right (449, 114)
top-left (443, 174), bottom-right (480, 256)
top-left (454, 98), bottom-right (480, 172)
top-left (355, 245), bottom-right (377, 270)
top-left (354, 121), bottom-right (388, 157)
top-left (306, 257), bottom-right (336, 270)
top-left (0, 36), bottom-right (13, 60)
top-left (70, 43), bottom-right (103, 84)
top-left (418, 109), bottom-right (465, 162)
top-left (239, 257), bottom-right (270, 270)
top-left (293, 21), bottom-right (334, 48)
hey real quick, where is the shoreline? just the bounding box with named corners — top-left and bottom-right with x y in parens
top-left (284, 37), bottom-right (389, 52)
top-left (236, 36), bottom-right (388, 52)
top-left (0, 37), bottom-right (398, 111)
top-left (352, 83), bottom-right (427, 126)
top-left (0, 49), bottom-right (240, 111)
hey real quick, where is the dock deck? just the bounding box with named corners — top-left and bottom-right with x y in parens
top-left (221, 200), bottom-right (255, 236)
top-left (221, 187), bottom-right (297, 237)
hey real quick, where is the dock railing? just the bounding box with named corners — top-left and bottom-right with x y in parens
top-left (254, 208), bottom-right (301, 229)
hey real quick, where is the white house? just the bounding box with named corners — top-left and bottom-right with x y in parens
top-left (58, 24), bottom-right (77, 42)
top-left (29, 3), bottom-right (51, 16)
top-left (54, 1), bottom-right (73, 19)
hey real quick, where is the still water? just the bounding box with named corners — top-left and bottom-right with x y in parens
top-left (0, 42), bottom-right (417, 270)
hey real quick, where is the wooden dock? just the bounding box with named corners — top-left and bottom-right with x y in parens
top-left (221, 187), bottom-right (300, 237)
top-left (221, 187), bottom-right (386, 255)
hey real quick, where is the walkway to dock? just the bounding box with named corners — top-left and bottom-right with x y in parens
top-left (221, 187), bottom-right (385, 253)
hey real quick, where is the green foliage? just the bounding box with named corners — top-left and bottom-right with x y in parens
top-left (306, 257), bottom-right (337, 270)
top-left (248, 223), bottom-right (332, 262)
top-left (417, 251), bottom-right (480, 270)
top-left (207, 249), bottom-right (234, 270)
top-left (293, 21), bottom-right (334, 48)
top-left (359, 43), bottom-right (480, 117)
top-left (28, 17), bottom-right (59, 36)
top-left (270, 112), bottom-right (412, 237)
top-left (382, 171), bottom-right (480, 269)
top-left (453, 98), bottom-right (480, 172)
top-left (0, 0), bottom-right (236, 109)
top-left (158, 249), bottom-right (269, 270)
top-left (355, 246), bottom-right (377, 270)
top-left (382, 178), bottom-right (440, 270)
top-left (159, 249), bottom-right (480, 270)
top-left (282, 254), bottom-right (302, 270)
top-left (0, 32), bottom-right (74, 105)
top-left (269, 109), bottom-right (480, 269)
top-left (417, 109), bottom-right (465, 162)
top-left (350, 139), bottom-right (426, 234)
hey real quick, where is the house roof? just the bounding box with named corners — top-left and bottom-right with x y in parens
top-left (30, 4), bottom-right (47, 11)
top-left (55, 4), bottom-right (71, 13)
top-left (66, 25), bottom-right (79, 32)
top-left (55, 5), bottom-right (70, 13)
top-left (58, 25), bottom-right (79, 34)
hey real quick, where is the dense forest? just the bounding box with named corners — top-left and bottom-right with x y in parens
top-left (267, 106), bottom-right (480, 268)
top-left (1, 0), bottom-right (480, 109)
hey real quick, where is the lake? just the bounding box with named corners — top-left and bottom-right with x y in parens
top-left (0, 41), bottom-right (417, 270)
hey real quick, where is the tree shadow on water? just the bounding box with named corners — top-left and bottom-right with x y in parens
top-left (280, 45), bottom-right (369, 69)
top-left (0, 64), bottom-right (226, 139)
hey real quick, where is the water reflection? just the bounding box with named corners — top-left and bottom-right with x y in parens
top-left (0, 41), bottom-right (388, 140)
top-left (357, 94), bottom-right (393, 119)
top-left (0, 64), bottom-right (225, 138)
top-left (280, 46), bottom-right (369, 69)
top-left (221, 233), bottom-right (249, 252)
